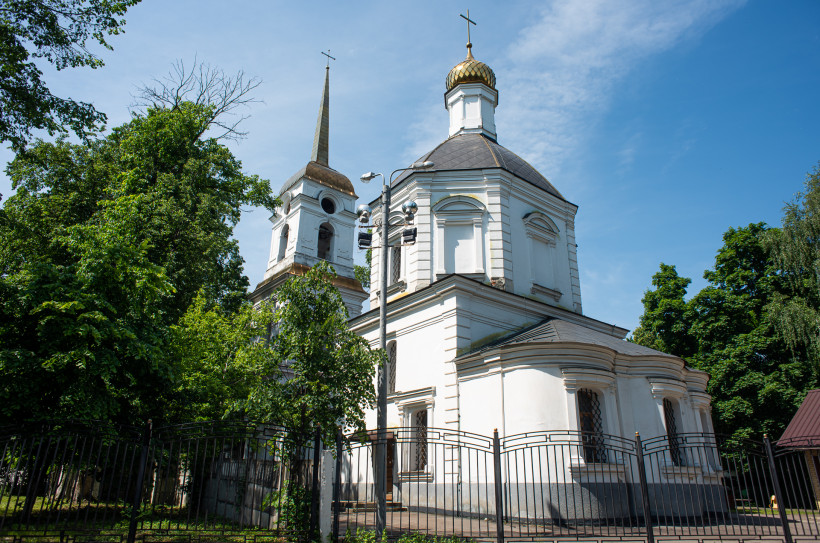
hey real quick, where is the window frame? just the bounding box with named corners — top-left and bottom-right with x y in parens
top-left (577, 388), bottom-right (608, 464)
top-left (431, 196), bottom-right (486, 278)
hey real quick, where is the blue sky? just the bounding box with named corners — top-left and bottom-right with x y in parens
top-left (2, 0), bottom-right (819, 333)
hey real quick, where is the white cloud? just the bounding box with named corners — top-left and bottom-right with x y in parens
top-left (495, 0), bottom-right (745, 177)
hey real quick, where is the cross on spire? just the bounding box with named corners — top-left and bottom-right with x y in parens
top-left (460, 10), bottom-right (476, 49)
top-left (321, 49), bottom-right (336, 68)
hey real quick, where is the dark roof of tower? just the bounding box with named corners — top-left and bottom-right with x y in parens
top-left (392, 133), bottom-right (564, 201)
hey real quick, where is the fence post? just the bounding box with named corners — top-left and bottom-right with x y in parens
top-left (333, 427), bottom-right (343, 542)
top-left (492, 429), bottom-right (505, 543)
top-left (127, 419), bottom-right (152, 543)
top-left (764, 434), bottom-right (793, 543)
top-left (634, 432), bottom-right (655, 543)
top-left (309, 427), bottom-right (322, 541)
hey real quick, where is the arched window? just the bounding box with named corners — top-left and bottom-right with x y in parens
top-left (277, 224), bottom-right (289, 262)
top-left (663, 398), bottom-right (683, 466)
top-left (578, 388), bottom-right (607, 463)
top-left (317, 222), bottom-right (334, 261)
top-left (387, 340), bottom-right (397, 394)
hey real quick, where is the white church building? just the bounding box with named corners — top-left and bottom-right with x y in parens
top-left (252, 41), bottom-right (718, 515)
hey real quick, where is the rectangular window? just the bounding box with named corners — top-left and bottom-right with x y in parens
top-left (387, 341), bottom-right (397, 394)
top-left (413, 410), bottom-right (428, 471)
top-left (578, 389), bottom-right (607, 463)
top-left (664, 398), bottom-right (684, 466)
top-left (390, 245), bottom-right (401, 285)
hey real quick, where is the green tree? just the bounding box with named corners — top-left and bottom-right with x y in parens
top-left (633, 223), bottom-right (818, 441)
top-left (165, 294), bottom-right (278, 423)
top-left (167, 263), bottom-right (378, 537)
top-left (0, 102), bottom-right (276, 425)
top-left (632, 263), bottom-right (696, 359)
top-left (354, 247), bottom-right (371, 289)
top-left (0, 0), bottom-right (140, 150)
top-left (687, 224), bottom-right (813, 440)
top-left (243, 261), bottom-right (379, 446)
top-left (767, 163), bottom-right (820, 363)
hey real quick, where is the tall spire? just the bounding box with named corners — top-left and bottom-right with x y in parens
top-left (310, 64), bottom-right (331, 166)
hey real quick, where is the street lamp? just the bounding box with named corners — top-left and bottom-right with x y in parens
top-left (358, 160), bottom-right (433, 538)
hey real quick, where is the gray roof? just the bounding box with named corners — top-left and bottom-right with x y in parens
top-left (393, 133), bottom-right (565, 200)
top-left (457, 318), bottom-right (677, 360)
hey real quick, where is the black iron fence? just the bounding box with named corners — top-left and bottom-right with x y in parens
top-left (334, 428), bottom-right (820, 543)
top-left (1, 421), bottom-right (819, 542)
top-left (0, 420), bottom-right (322, 542)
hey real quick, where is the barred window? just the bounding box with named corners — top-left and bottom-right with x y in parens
top-left (413, 409), bottom-right (428, 471)
top-left (387, 341), bottom-right (397, 394)
top-left (390, 245), bottom-right (402, 285)
top-left (578, 388), bottom-right (607, 463)
top-left (664, 398), bottom-right (684, 466)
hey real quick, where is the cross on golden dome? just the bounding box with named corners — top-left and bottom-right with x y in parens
top-left (446, 10), bottom-right (496, 92)
top-left (460, 10), bottom-right (476, 51)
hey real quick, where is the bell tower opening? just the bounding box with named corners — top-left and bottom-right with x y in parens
top-left (318, 222), bottom-right (334, 261)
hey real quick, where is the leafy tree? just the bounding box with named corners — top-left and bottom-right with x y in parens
top-left (0, 0), bottom-right (140, 150)
top-left (0, 102), bottom-right (276, 425)
top-left (354, 247), bottom-right (371, 289)
top-left (687, 224), bottom-right (813, 440)
top-left (243, 261), bottom-right (380, 448)
top-left (168, 263), bottom-right (378, 537)
top-left (632, 263), bottom-right (696, 359)
top-left (766, 163), bottom-right (820, 363)
top-left (164, 294), bottom-right (278, 423)
top-left (634, 223), bottom-right (819, 441)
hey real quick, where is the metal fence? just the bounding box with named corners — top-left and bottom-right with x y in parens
top-left (333, 428), bottom-right (820, 543)
top-left (0, 420), bottom-right (321, 542)
top-left (1, 422), bottom-right (819, 543)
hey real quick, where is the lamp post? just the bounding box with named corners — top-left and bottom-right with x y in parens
top-left (359, 161), bottom-right (433, 538)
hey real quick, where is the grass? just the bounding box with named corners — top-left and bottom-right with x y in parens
top-left (733, 505), bottom-right (820, 517)
top-left (0, 495), bottom-right (291, 542)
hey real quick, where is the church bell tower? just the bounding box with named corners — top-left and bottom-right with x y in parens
top-left (250, 61), bottom-right (367, 317)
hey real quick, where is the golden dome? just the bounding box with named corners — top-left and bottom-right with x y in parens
top-left (446, 44), bottom-right (496, 92)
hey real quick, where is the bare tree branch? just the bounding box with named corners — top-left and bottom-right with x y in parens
top-left (132, 59), bottom-right (262, 141)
